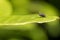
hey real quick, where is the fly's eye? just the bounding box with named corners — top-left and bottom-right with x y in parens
top-left (39, 13), bottom-right (46, 17)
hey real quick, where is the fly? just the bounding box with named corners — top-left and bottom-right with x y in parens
top-left (39, 13), bottom-right (46, 17)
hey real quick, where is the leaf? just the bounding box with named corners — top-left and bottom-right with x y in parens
top-left (0, 14), bottom-right (58, 25)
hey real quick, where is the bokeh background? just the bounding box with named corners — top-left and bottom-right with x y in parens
top-left (0, 0), bottom-right (60, 40)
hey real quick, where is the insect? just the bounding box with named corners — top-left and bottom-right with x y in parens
top-left (39, 13), bottom-right (46, 17)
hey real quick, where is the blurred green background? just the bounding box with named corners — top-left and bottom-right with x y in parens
top-left (0, 0), bottom-right (60, 40)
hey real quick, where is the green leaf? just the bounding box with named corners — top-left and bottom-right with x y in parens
top-left (0, 15), bottom-right (58, 25)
